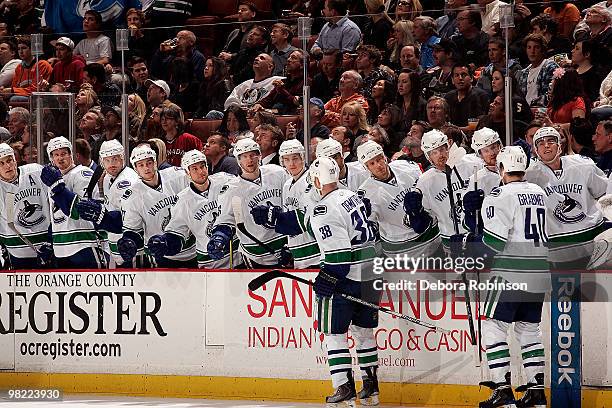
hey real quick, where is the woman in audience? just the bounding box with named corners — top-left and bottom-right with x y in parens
top-left (341, 101), bottom-right (370, 139)
top-left (387, 20), bottom-right (415, 69)
top-left (367, 124), bottom-right (392, 157)
top-left (75, 85), bottom-right (99, 135)
top-left (490, 68), bottom-right (533, 123)
top-left (195, 57), bottom-right (230, 119)
top-left (571, 39), bottom-right (606, 105)
top-left (546, 68), bottom-right (589, 125)
top-left (393, 0), bottom-right (422, 22)
top-left (376, 103), bottom-right (402, 150)
top-left (396, 70), bottom-right (426, 133)
top-left (127, 93), bottom-right (146, 146)
top-left (367, 79), bottom-right (396, 124)
top-left (218, 105), bottom-right (254, 144)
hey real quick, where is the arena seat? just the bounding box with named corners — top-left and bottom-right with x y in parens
top-left (185, 119), bottom-right (222, 142)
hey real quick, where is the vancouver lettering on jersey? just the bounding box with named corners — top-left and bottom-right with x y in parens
top-left (248, 189), bottom-right (282, 209)
top-left (543, 184), bottom-right (583, 196)
top-left (146, 196), bottom-right (179, 217)
top-left (194, 201), bottom-right (219, 221)
top-left (434, 180), bottom-right (467, 203)
top-left (387, 190), bottom-right (408, 212)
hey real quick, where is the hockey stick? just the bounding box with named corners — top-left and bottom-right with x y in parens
top-left (5, 192), bottom-right (45, 265)
top-left (231, 195), bottom-right (281, 257)
top-left (473, 166), bottom-right (483, 369)
top-left (445, 164), bottom-right (477, 348)
top-left (249, 269), bottom-right (452, 334)
top-left (85, 165), bottom-right (108, 269)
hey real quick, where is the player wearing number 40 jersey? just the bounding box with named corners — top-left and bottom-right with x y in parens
top-left (306, 157), bottom-right (379, 408)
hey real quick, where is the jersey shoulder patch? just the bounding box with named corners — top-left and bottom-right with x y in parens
top-left (121, 189), bottom-right (133, 200)
top-left (219, 184), bottom-right (230, 195)
top-left (117, 180), bottom-right (131, 190)
top-left (490, 187), bottom-right (501, 197)
top-left (313, 205), bottom-right (327, 216)
top-left (81, 169), bottom-right (94, 178)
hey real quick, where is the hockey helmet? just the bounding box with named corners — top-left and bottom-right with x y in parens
top-left (0, 142), bottom-right (14, 160)
top-left (307, 157), bottom-right (340, 187)
top-left (99, 139), bottom-right (125, 159)
top-left (233, 138), bottom-right (261, 158)
top-left (496, 146), bottom-right (527, 175)
top-left (130, 144), bottom-right (157, 168)
top-left (357, 140), bottom-right (385, 166)
top-left (181, 149), bottom-right (207, 171)
top-left (316, 138), bottom-right (343, 159)
top-left (279, 139), bottom-right (305, 159)
top-left (532, 126), bottom-right (560, 148)
top-left (46, 136), bottom-right (72, 159)
top-left (471, 127), bottom-right (501, 153)
top-left (421, 129), bottom-right (448, 159)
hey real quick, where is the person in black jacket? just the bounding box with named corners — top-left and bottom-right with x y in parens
top-left (195, 57), bottom-right (230, 118)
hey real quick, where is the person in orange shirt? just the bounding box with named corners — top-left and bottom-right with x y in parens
top-left (1, 35), bottom-right (51, 102)
top-left (543, 0), bottom-right (581, 39)
top-left (323, 70), bottom-right (369, 128)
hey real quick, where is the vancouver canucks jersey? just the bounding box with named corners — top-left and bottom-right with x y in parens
top-left (416, 158), bottom-right (479, 244)
top-left (103, 166), bottom-right (139, 263)
top-left (281, 170), bottom-right (320, 268)
top-left (165, 172), bottom-right (242, 268)
top-left (339, 161), bottom-right (369, 192)
top-left (526, 155), bottom-right (607, 262)
top-left (122, 166), bottom-right (195, 261)
top-left (482, 181), bottom-right (550, 292)
top-left (466, 166), bottom-right (501, 196)
top-left (0, 164), bottom-right (50, 259)
top-left (308, 188), bottom-right (376, 282)
top-left (359, 160), bottom-right (440, 257)
top-left (216, 164), bottom-right (289, 265)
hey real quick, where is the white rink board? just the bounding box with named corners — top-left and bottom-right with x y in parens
top-left (0, 269), bottom-right (609, 387)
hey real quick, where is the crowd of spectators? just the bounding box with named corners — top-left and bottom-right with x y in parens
top-left (0, 0), bottom-right (611, 175)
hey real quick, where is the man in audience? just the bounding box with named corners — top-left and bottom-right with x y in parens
top-left (437, 0), bottom-right (468, 39)
top-left (444, 63), bottom-right (489, 129)
top-left (426, 96), bottom-right (451, 129)
top-left (330, 126), bottom-right (357, 162)
top-left (146, 79), bottom-right (172, 110)
top-left (74, 10), bottom-right (112, 65)
top-left (256, 124), bottom-right (284, 165)
top-left (48, 37), bottom-right (86, 93)
top-left (594, 119), bottom-right (612, 174)
top-left (220, 1), bottom-right (258, 58)
top-left (424, 39), bottom-right (458, 98)
top-left (129, 56), bottom-right (150, 102)
top-left (0, 35), bottom-right (52, 101)
top-left (530, 14), bottom-right (572, 58)
top-left (83, 63), bottom-right (121, 106)
top-left (152, 30), bottom-right (205, 82)
top-left (204, 132), bottom-right (241, 175)
top-left (79, 108), bottom-right (105, 162)
top-left (451, 6), bottom-right (489, 68)
top-left (0, 38), bottom-right (20, 88)
top-left (256, 49), bottom-right (306, 115)
top-left (477, 37), bottom-right (522, 97)
top-left (356, 44), bottom-right (393, 99)
top-left (517, 33), bottom-right (558, 107)
top-left (324, 70), bottom-right (369, 126)
top-left (311, 49), bottom-right (342, 102)
top-left (74, 138), bottom-right (97, 170)
top-left (311, 0), bottom-right (361, 55)
top-left (7, 107), bottom-right (30, 145)
top-left (400, 120), bottom-right (431, 170)
top-left (225, 53), bottom-right (284, 110)
top-left (231, 26), bottom-right (271, 85)
top-left (413, 16), bottom-right (440, 69)
top-left (270, 23), bottom-right (298, 76)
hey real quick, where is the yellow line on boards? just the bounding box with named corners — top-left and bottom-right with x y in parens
top-left (0, 373), bottom-right (611, 406)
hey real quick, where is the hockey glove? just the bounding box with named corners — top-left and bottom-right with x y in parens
top-left (403, 191), bottom-right (432, 234)
top-left (313, 268), bottom-right (339, 298)
top-left (36, 243), bottom-right (54, 267)
top-left (278, 245), bottom-right (294, 267)
top-left (207, 225), bottom-right (232, 260)
top-left (76, 199), bottom-right (106, 224)
top-left (463, 190), bottom-right (484, 212)
top-left (513, 139), bottom-right (531, 168)
top-left (41, 164), bottom-right (65, 194)
top-left (251, 204), bottom-right (282, 229)
top-left (147, 234), bottom-right (168, 260)
top-left (117, 236), bottom-right (138, 263)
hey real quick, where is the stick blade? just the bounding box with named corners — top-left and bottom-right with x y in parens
top-left (248, 270), bottom-right (283, 291)
top-left (231, 195), bottom-right (245, 225)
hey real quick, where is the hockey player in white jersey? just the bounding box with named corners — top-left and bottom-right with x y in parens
top-left (40, 136), bottom-right (107, 268)
top-left (306, 157), bottom-right (379, 408)
top-left (75, 140), bottom-right (139, 266)
top-left (207, 138), bottom-right (289, 267)
top-left (316, 138), bottom-right (368, 192)
top-left (250, 139), bottom-right (320, 268)
top-left (117, 145), bottom-right (196, 268)
top-left (403, 130), bottom-right (479, 247)
top-left (356, 140), bottom-right (440, 258)
top-left (526, 126), bottom-right (607, 265)
top-left (0, 143), bottom-right (52, 269)
top-left (146, 150), bottom-right (241, 268)
top-left (459, 146), bottom-right (549, 408)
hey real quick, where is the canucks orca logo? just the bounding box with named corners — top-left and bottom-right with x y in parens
top-left (448, 193), bottom-right (464, 220)
top-left (52, 204), bottom-right (66, 224)
top-left (17, 200), bottom-right (45, 227)
top-left (554, 194), bottom-right (586, 224)
top-left (206, 211), bottom-right (220, 237)
top-left (161, 209), bottom-right (171, 231)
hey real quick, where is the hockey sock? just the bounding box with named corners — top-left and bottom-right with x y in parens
top-left (351, 325), bottom-right (378, 379)
top-left (482, 318), bottom-right (511, 384)
top-left (514, 321), bottom-right (545, 384)
top-left (325, 333), bottom-right (353, 389)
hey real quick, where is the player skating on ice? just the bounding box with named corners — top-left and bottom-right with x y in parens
top-left (306, 157), bottom-right (379, 407)
top-left (147, 150), bottom-right (241, 268)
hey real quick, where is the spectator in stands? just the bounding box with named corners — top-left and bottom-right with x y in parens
top-left (476, 95), bottom-right (511, 141)
top-left (546, 68), bottom-right (588, 125)
top-left (376, 103), bottom-right (402, 148)
top-left (0, 38), bottom-right (20, 88)
top-left (477, 37), bottom-right (522, 97)
top-left (220, 1), bottom-right (258, 58)
top-left (450, 7), bottom-right (489, 68)
top-left (83, 63), bottom-right (121, 107)
top-left (74, 10), bottom-right (112, 66)
top-left (424, 39), bottom-right (457, 99)
top-left (147, 138), bottom-right (172, 170)
top-left (355, 45), bottom-right (393, 99)
top-left (160, 104), bottom-right (203, 166)
top-left (387, 20), bottom-right (415, 70)
top-left (437, 0), bottom-right (467, 39)
top-left (289, 97), bottom-right (330, 143)
top-left (363, 0), bottom-right (394, 51)
top-left (397, 70), bottom-right (427, 132)
top-left (584, 6), bottom-right (612, 70)
top-left (324, 70), bottom-right (369, 127)
top-left (594, 120), bottom-right (612, 174)
top-left (100, 105), bottom-right (122, 153)
top-left (256, 124), bottom-right (284, 165)
top-left (489, 67), bottom-right (532, 123)
top-left (517, 33), bottom-right (559, 107)
top-left (75, 86), bottom-right (100, 131)
top-left (366, 124), bottom-right (391, 156)
top-left (330, 126), bottom-right (357, 161)
top-left (367, 79), bottom-right (397, 124)
top-left (195, 57), bottom-right (230, 119)
top-left (256, 50), bottom-right (306, 115)
top-left (569, 117), bottom-right (597, 160)
top-left (224, 53), bottom-right (284, 110)
top-left (572, 39), bottom-right (606, 105)
top-left (79, 109), bottom-right (105, 162)
top-left (444, 63), bottom-right (489, 129)
top-left (10, 141), bottom-right (24, 165)
top-left (74, 138), bottom-right (97, 170)
top-left (231, 26), bottom-right (271, 86)
top-left (128, 93), bottom-right (146, 145)
top-left (311, 0), bottom-right (361, 55)
top-left (400, 120), bottom-right (431, 169)
top-left (145, 105), bottom-right (165, 140)
top-left (0, 35), bottom-right (51, 102)
top-left (219, 105), bottom-right (254, 144)
top-left (399, 45), bottom-right (421, 73)
top-left (529, 14), bottom-right (572, 58)
top-left (252, 110), bottom-right (278, 128)
top-left (126, 8), bottom-right (155, 63)
top-left (478, 0), bottom-right (503, 36)
top-left (413, 16), bottom-right (440, 69)
top-left (393, 0), bottom-right (422, 22)
top-left (7, 107), bottom-right (30, 145)
top-left (311, 49), bottom-right (342, 102)
top-left (145, 79), bottom-right (171, 110)
top-left (128, 57), bottom-right (150, 103)
top-left (153, 30), bottom-right (205, 83)
top-left (168, 58), bottom-right (199, 114)
top-left (5, 0), bottom-right (38, 34)
top-left (47, 37), bottom-right (85, 93)
top-left (270, 23), bottom-right (298, 76)
top-left (543, 1), bottom-right (581, 39)
top-left (426, 96), bottom-right (450, 129)
top-left (204, 132), bottom-right (241, 176)
top-left (340, 101), bottom-right (369, 139)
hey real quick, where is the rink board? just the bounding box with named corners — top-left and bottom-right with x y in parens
top-left (0, 268), bottom-right (610, 406)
